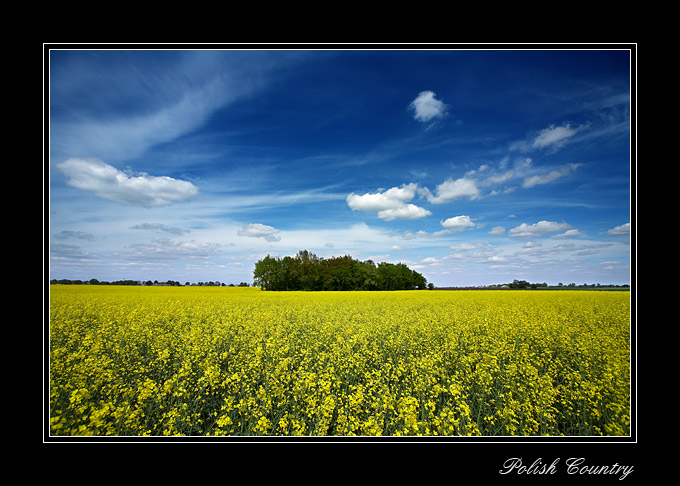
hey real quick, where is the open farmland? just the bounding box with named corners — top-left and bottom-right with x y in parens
top-left (48, 285), bottom-right (630, 437)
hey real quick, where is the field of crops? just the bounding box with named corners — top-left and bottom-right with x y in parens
top-left (48, 286), bottom-right (631, 437)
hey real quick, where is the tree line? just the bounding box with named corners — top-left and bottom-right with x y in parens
top-left (253, 250), bottom-right (431, 291)
top-left (49, 279), bottom-right (251, 287)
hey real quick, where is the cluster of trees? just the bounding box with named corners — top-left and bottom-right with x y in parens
top-left (192, 281), bottom-right (250, 287)
top-left (253, 250), bottom-right (431, 291)
top-left (506, 279), bottom-right (548, 289)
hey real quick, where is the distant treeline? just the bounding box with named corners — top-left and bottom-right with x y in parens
top-left (253, 250), bottom-right (430, 291)
top-left (49, 279), bottom-right (251, 287)
top-left (50, 279), bottom-right (145, 286)
top-left (437, 279), bottom-right (631, 290)
top-left (491, 280), bottom-right (630, 289)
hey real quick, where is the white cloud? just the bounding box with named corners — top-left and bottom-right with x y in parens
top-left (392, 230), bottom-right (431, 240)
top-left (508, 221), bottom-right (572, 238)
top-left (119, 237), bottom-right (222, 261)
top-left (420, 177), bottom-right (480, 204)
top-left (51, 84), bottom-right (227, 163)
top-left (522, 163), bottom-right (581, 188)
top-left (346, 183), bottom-right (430, 220)
top-left (346, 183), bottom-right (418, 211)
top-left (237, 223), bottom-right (282, 242)
top-left (409, 91), bottom-right (448, 123)
top-left (450, 242), bottom-right (490, 252)
top-left (129, 223), bottom-right (190, 235)
top-left (510, 122), bottom-right (589, 154)
top-left (532, 123), bottom-right (587, 151)
top-left (516, 242), bottom-right (612, 257)
top-left (481, 170), bottom-right (515, 187)
top-left (607, 222), bottom-right (630, 236)
top-left (552, 229), bottom-right (584, 239)
top-left (489, 226), bottom-right (505, 236)
top-left (49, 51), bottom-right (293, 163)
top-left (378, 204), bottom-right (432, 221)
top-left (53, 230), bottom-right (96, 241)
top-left (57, 157), bottom-right (198, 207)
top-left (440, 215), bottom-right (476, 232)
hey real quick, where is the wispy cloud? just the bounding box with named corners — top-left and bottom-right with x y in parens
top-left (52, 230), bottom-right (96, 241)
top-left (51, 89), bottom-right (223, 163)
top-left (511, 122), bottom-right (590, 153)
top-left (49, 50), bottom-right (301, 164)
top-left (522, 163), bottom-right (581, 188)
top-left (129, 223), bottom-right (191, 235)
top-left (532, 123), bottom-right (588, 151)
top-left (114, 237), bottom-right (223, 262)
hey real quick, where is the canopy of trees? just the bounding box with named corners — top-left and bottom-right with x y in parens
top-left (253, 250), bottom-right (428, 291)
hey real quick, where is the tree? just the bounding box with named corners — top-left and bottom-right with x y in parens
top-left (354, 260), bottom-right (378, 290)
top-left (295, 250), bottom-right (321, 290)
top-left (253, 255), bottom-right (281, 291)
top-left (412, 269), bottom-right (427, 290)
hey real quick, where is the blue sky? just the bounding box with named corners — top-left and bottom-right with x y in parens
top-left (48, 48), bottom-right (632, 286)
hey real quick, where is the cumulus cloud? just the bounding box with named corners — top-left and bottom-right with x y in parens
top-left (346, 183), bottom-right (431, 221)
top-left (552, 229), bottom-right (584, 239)
top-left (420, 177), bottom-right (480, 204)
top-left (57, 158), bottom-right (198, 207)
top-left (378, 204), bottom-right (432, 221)
top-left (489, 226), bottom-right (505, 236)
top-left (346, 184), bottom-right (417, 211)
top-left (409, 90), bottom-right (448, 123)
top-left (440, 215), bottom-right (476, 232)
top-left (607, 222), bottom-right (630, 236)
top-left (237, 223), bottom-right (282, 242)
top-left (508, 221), bottom-right (572, 238)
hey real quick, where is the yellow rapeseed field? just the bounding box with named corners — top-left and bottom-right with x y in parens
top-left (48, 285), bottom-right (631, 437)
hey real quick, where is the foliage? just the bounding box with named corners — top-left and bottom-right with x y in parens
top-left (49, 286), bottom-right (631, 437)
top-left (253, 250), bottom-right (428, 291)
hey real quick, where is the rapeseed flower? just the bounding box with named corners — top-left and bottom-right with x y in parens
top-left (49, 286), bottom-right (630, 437)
